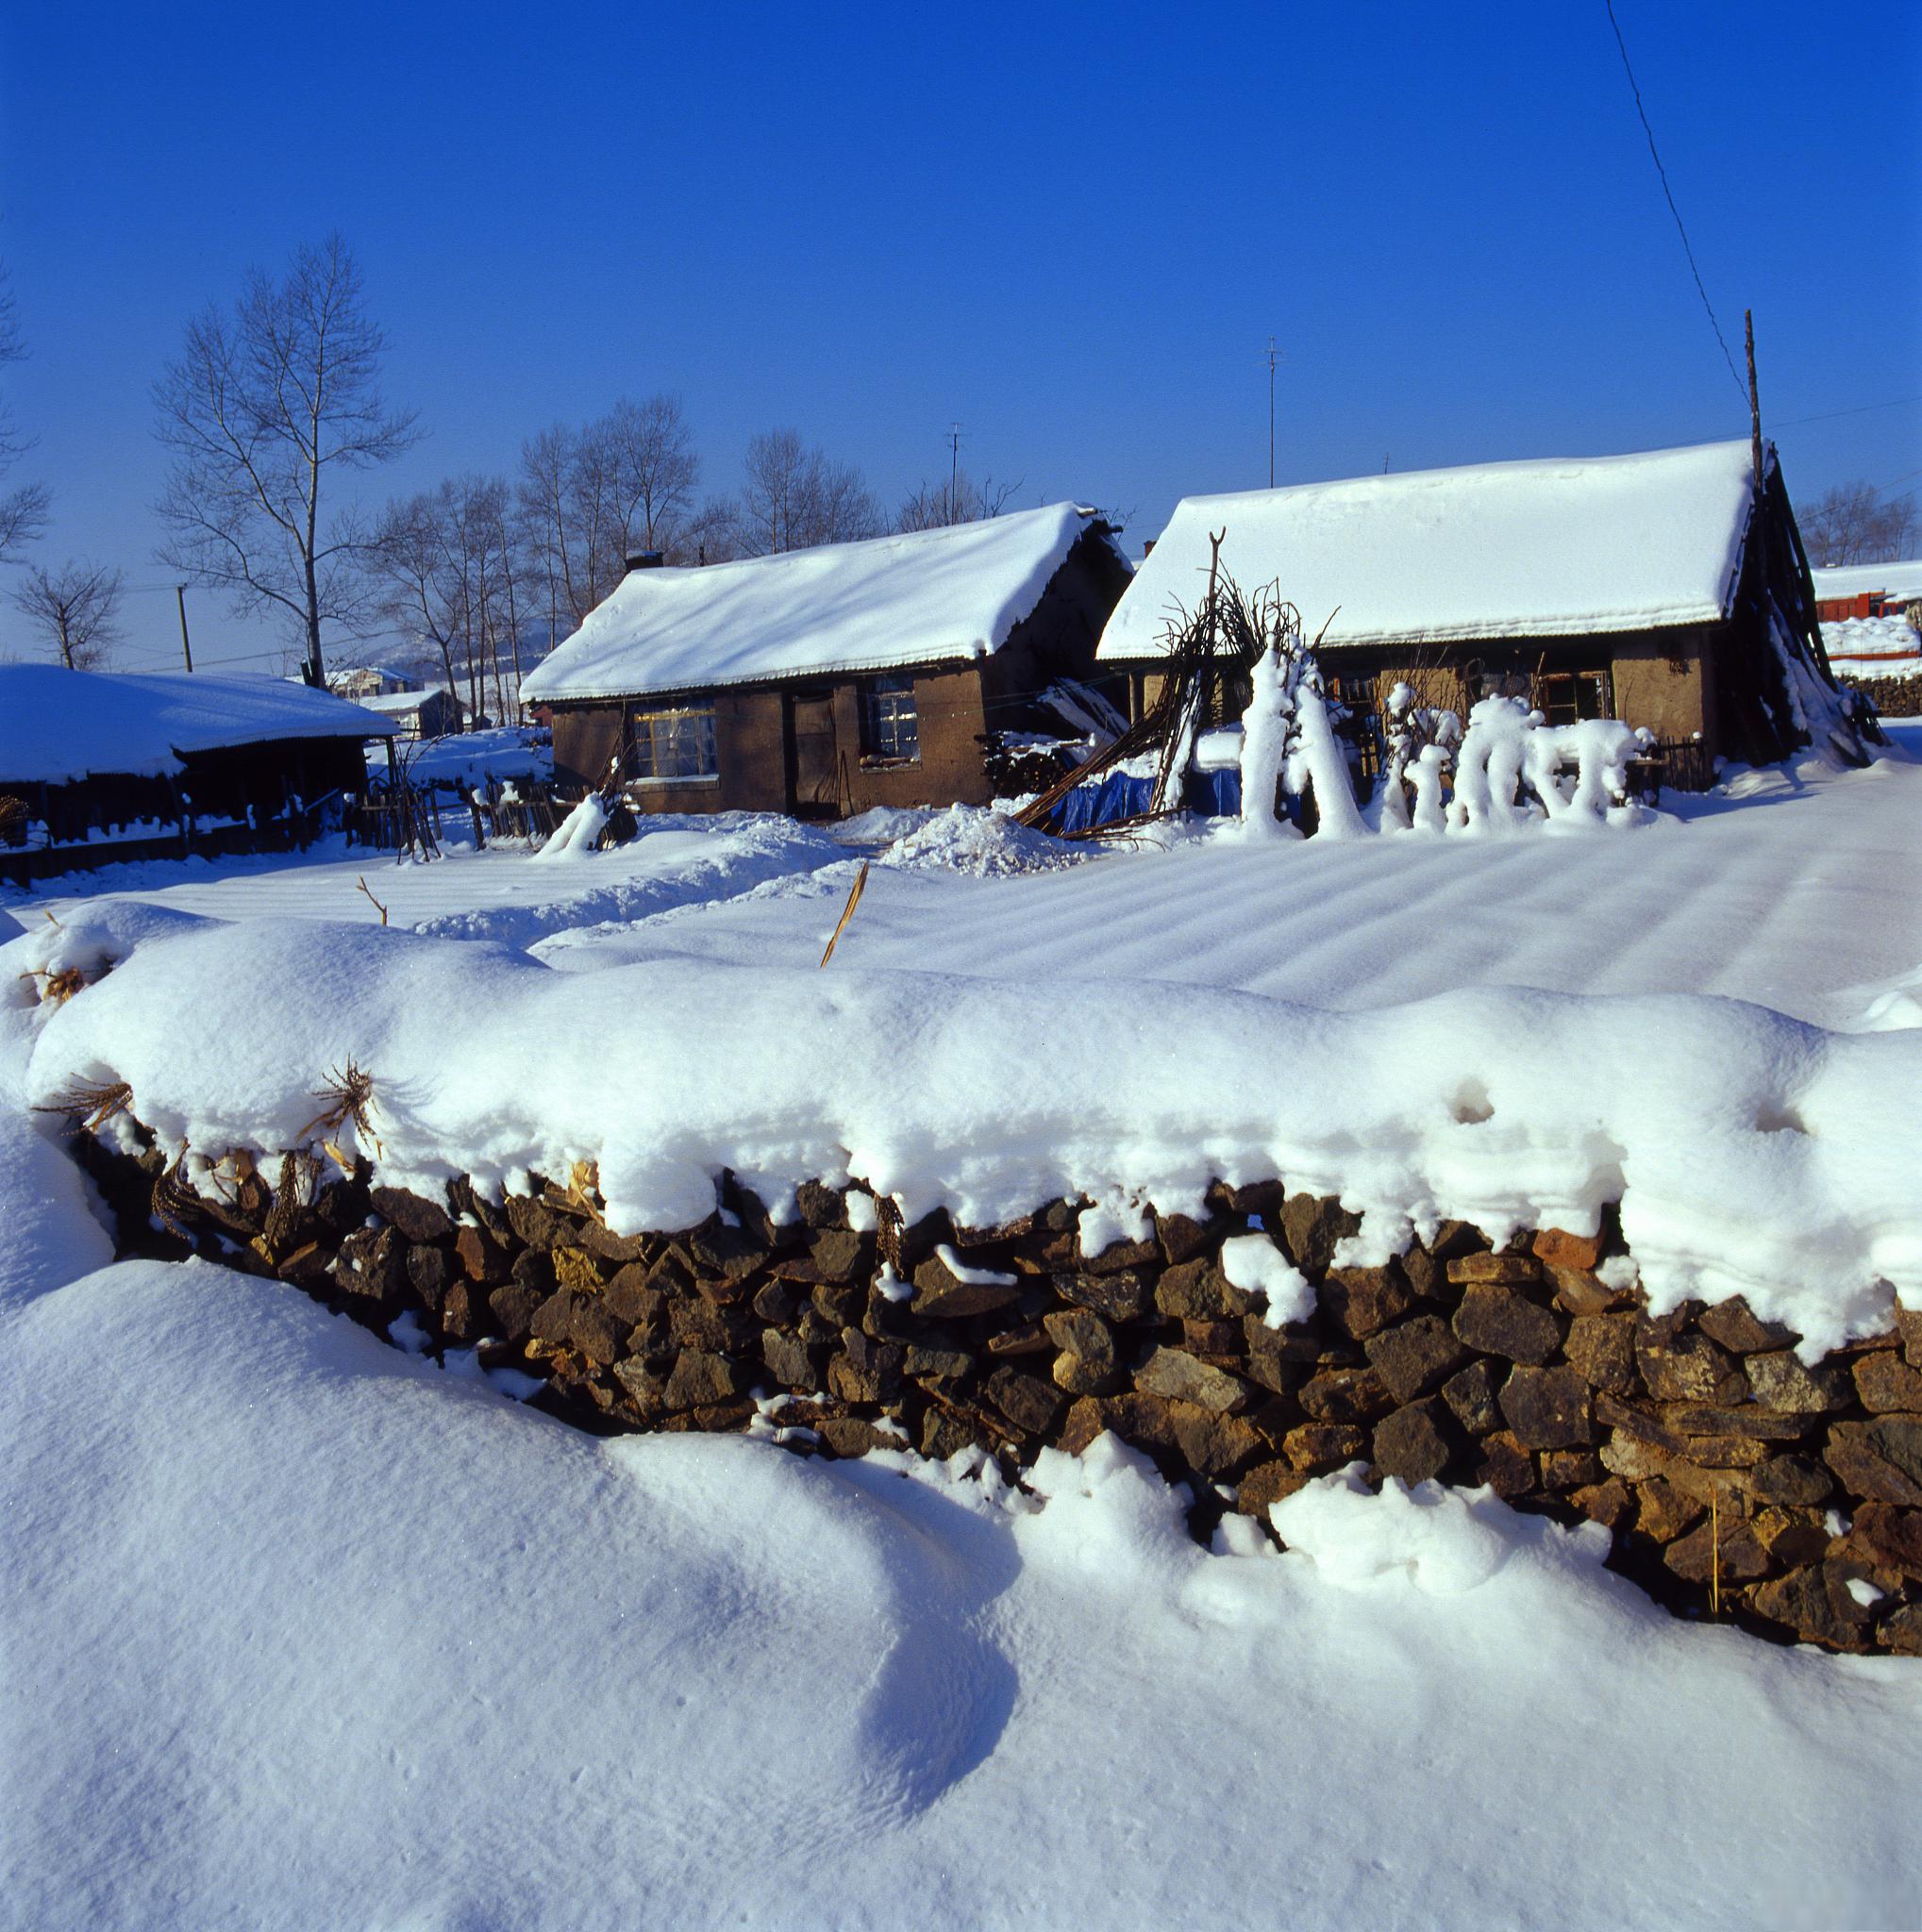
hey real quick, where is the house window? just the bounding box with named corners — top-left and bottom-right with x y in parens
top-left (861, 676), bottom-right (919, 762)
top-left (630, 704), bottom-right (718, 782)
top-left (1535, 669), bottom-right (1613, 726)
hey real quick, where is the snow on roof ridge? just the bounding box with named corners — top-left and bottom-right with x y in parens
top-left (0, 666), bottom-right (395, 787)
top-left (523, 502), bottom-right (1109, 705)
top-left (1101, 438), bottom-right (1764, 658)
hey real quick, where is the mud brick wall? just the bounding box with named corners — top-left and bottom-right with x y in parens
top-left (83, 1135), bottom-right (1922, 1657)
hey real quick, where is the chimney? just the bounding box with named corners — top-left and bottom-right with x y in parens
top-left (1142, 538), bottom-right (1157, 558)
top-left (625, 548), bottom-right (665, 575)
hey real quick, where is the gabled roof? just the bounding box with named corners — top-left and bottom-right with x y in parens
top-left (1812, 559), bottom-right (1922, 604)
top-left (0, 667), bottom-right (395, 787)
top-left (1100, 440), bottom-right (1764, 658)
top-left (521, 503), bottom-right (1118, 705)
top-left (353, 688), bottom-right (460, 716)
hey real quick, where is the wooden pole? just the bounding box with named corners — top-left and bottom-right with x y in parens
top-left (1745, 308), bottom-right (1763, 490)
top-left (175, 584), bottom-right (194, 673)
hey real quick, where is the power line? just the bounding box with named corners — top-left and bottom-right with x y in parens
top-left (1603, 0), bottom-right (1747, 402)
top-left (1773, 394), bottom-right (1922, 430)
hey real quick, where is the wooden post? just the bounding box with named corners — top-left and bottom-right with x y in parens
top-left (175, 585), bottom-right (194, 673)
top-left (1745, 308), bottom-right (1763, 490)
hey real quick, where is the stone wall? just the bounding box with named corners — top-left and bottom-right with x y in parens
top-left (82, 1133), bottom-right (1922, 1657)
top-left (1839, 671), bottom-right (1922, 719)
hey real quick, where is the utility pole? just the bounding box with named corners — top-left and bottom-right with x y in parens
top-left (948, 423), bottom-right (962, 519)
top-left (1744, 308), bottom-right (1763, 491)
top-left (174, 584), bottom-right (194, 673)
top-left (1265, 337), bottom-right (1279, 489)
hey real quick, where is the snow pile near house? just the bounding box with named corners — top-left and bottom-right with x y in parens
top-left (1101, 440), bottom-right (1759, 657)
top-left (523, 503), bottom-right (1116, 701)
top-left (883, 805), bottom-right (1087, 876)
top-left (17, 912), bottom-right (1922, 1353)
top-left (1827, 613), bottom-right (1921, 672)
top-left (0, 666), bottom-right (395, 785)
top-left (6, 1262), bottom-right (1921, 1929)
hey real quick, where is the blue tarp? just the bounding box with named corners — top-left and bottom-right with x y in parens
top-left (1049, 766), bottom-right (1245, 834)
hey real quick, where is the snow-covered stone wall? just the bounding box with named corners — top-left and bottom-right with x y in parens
top-left (78, 1132), bottom-right (1922, 1657)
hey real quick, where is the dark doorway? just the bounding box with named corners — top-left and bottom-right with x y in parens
top-left (786, 690), bottom-right (840, 818)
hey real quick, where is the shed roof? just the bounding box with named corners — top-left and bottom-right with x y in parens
top-left (521, 503), bottom-right (1117, 704)
top-left (0, 667), bottom-right (395, 787)
top-left (1099, 440), bottom-right (1764, 658)
top-left (1812, 559), bottom-right (1922, 604)
top-left (353, 688), bottom-right (460, 716)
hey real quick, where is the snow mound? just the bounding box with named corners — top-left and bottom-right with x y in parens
top-left (883, 805), bottom-right (1086, 876)
top-left (16, 913), bottom-right (1922, 1354)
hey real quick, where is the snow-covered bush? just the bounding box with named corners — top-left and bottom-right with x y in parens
top-left (1238, 607), bottom-right (1365, 840)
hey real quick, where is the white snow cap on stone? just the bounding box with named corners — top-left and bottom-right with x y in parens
top-left (0, 666), bottom-right (396, 786)
top-left (522, 504), bottom-right (1119, 704)
top-left (1101, 440), bottom-right (1764, 657)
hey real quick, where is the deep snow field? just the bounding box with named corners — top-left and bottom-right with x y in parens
top-left (4, 726), bottom-right (1922, 1931)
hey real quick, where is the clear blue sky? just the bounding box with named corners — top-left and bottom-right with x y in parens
top-left (2, 0), bottom-right (1917, 672)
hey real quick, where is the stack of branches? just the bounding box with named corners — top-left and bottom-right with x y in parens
top-left (364, 741), bottom-right (443, 860)
top-left (1014, 529), bottom-right (1266, 840)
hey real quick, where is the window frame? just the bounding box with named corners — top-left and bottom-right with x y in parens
top-left (860, 675), bottom-right (921, 765)
top-left (628, 702), bottom-right (720, 785)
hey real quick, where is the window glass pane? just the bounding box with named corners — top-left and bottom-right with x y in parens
top-left (631, 706), bottom-right (717, 779)
top-left (863, 677), bottom-right (918, 760)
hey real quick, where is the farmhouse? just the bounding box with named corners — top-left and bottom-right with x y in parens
top-left (520, 504), bottom-right (1132, 815)
top-left (0, 666), bottom-right (394, 880)
top-left (1812, 558), bottom-right (1922, 625)
top-left (1099, 439), bottom-right (1851, 783)
top-left (353, 686), bottom-right (465, 741)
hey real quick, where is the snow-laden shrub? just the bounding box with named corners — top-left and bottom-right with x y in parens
top-left (1379, 683), bottom-right (1461, 834)
top-left (1238, 609), bottom-right (1366, 840)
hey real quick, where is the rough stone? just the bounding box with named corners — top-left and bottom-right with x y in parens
top-left (1541, 1449), bottom-right (1602, 1490)
top-left (1168, 1404), bottom-right (1267, 1477)
top-left (904, 1343), bottom-right (975, 1384)
top-left (576, 1219), bottom-right (651, 1265)
top-left (816, 1417), bottom-right (892, 1458)
top-left (1155, 1210), bottom-right (1214, 1266)
top-left (1446, 1252), bottom-right (1542, 1288)
top-left (1236, 1458), bottom-right (1310, 1515)
top-left (502, 1193), bottom-right (573, 1250)
top-left (1054, 1269), bottom-right (1152, 1324)
top-left (372, 1185), bottom-right (455, 1244)
top-left (1880, 1603), bottom-right (1922, 1655)
top-left (827, 1332), bottom-right (904, 1406)
top-left (1440, 1359), bottom-right (1502, 1437)
top-left (1474, 1431), bottom-right (1534, 1498)
top-left (1747, 1349), bottom-right (1852, 1414)
top-left (511, 1248), bottom-right (558, 1300)
top-left (1825, 1420), bottom-right (1922, 1507)
top-left (1452, 1285), bottom-right (1561, 1364)
top-left (1279, 1193), bottom-right (1361, 1275)
top-left (1044, 1307), bottom-right (1116, 1374)
top-left (1135, 1347), bottom-right (1249, 1415)
top-left (688, 1223), bottom-right (771, 1279)
top-left (1081, 1232), bottom-right (1161, 1274)
top-left (1053, 1354), bottom-right (1119, 1395)
top-left (405, 1242), bottom-right (451, 1309)
top-left (1853, 1352), bottom-right (1922, 1416)
top-left (529, 1288), bottom-right (580, 1347)
top-left (454, 1223), bottom-right (512, 1285)
top-left (1298, 1365), bottom-right (1394, 1425)
top-left (762, 1328), bottom-right (819, 1391)
top-left (1531, 1227), bottom-right (1602, 1272)
top-left (1283, 1422), bottom-right (1369, 1473)
top-left (1750, 1563), bottom-right (1877, 1649)
top-left (1372, 1400), bottom-right (1454, 1484)
top-left (1634, 1476), bottom-right (1705, 1543)
top-left (1364, 1314), bottom-right (1469, 1404)
top-left (551, 1245), bottom-right (606, 1294)
top-left (1156, 1259), bottom-right (1252, 1321)
top-left (1599, 1431), bottom-right (1672, 1483)
top-left (1843, 1501), bottom-right (1922, 1579)
top-left (611, 1358), bottom-right (665, 1413)
top-left (437, 1278), bottom-right (489, 1342)
top-left (1322, 1265), bottom-right (1415, 1341)
top-left (1397, 1243), bottom-right (1445, 1301)
top-left (1636, 1327), bottom-right (1744, 1405)
top-left (803, 1227), bottom-right (867, 1283)
top-left (811, 1280), bottom-right (862, 1328)
top-left (1663, 1518), bottom-right (1771, 1585)
top-left (1564, 1311), bottom-right (1637, 1394)
top-left (1545, 1267), bottom-right (1622, 1318)
top-left (794, 1179), bottom-right (846, 1229)
top-left (1696, 1297), bottom-right (1797, 1355)
top-left (1572, 1476), bottom-right (1636, 1531)
top-left (569, 1297), bottom-right (627, 1366)
top-left (1181, 1318), bottom-right (1243, 1356)
top-left (920, 1407), bottom-right (977, 1460)
top-left (984, 1365), bottom-right (1062, 1436)
top-left (1498, 1364), bottom-right (1596, 1450)
top-left (663, 1351), bottom-right (742, 1412)
top-left (332, 1226), bottom-right (407, 1304)
top-left (911, 1251), bottom-right (1022, 1319)
top-left (1747, 1454), bottom-right (1834, 1507)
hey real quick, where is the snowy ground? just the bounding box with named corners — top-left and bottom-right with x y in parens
top-left (5, 737), bottom-right (1922, 1928)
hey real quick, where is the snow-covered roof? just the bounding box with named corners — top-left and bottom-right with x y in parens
top-left (522, 504), bottom-right (1114, 704)
top-left (353, 688), bottom-right (458, 716)
top-left (0, 667), bottom-right (396, 786)
top-left (1100, 441), bottom-right (1763, 658)
top-left (1812, 559), bottom-right (1922, 604)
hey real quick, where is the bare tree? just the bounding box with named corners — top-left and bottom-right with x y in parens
top-left (603, 394), bottom-right (699, 557)
top-left (896, 466), bottom-right (1023, 532)
top-left (0, 268), bottom-right (49, 566)
top-left (14, 560), bottom-right (123, 669)
top-left (370, 486), bottom-right (465, 705)
top-left (736, 428), bottom-right (881, 555)
top-left (1800, 480), bottom-right (1918, 568)
top-left (153, 235), bottom-right (420, 687)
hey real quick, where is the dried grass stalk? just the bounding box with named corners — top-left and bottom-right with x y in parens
top-left (819, 861), bottom-right (870, 968)
top-left (299, 1057), bottom-right (380, 1153)
top-left (35, 1077), bottom-right (134, 1134)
